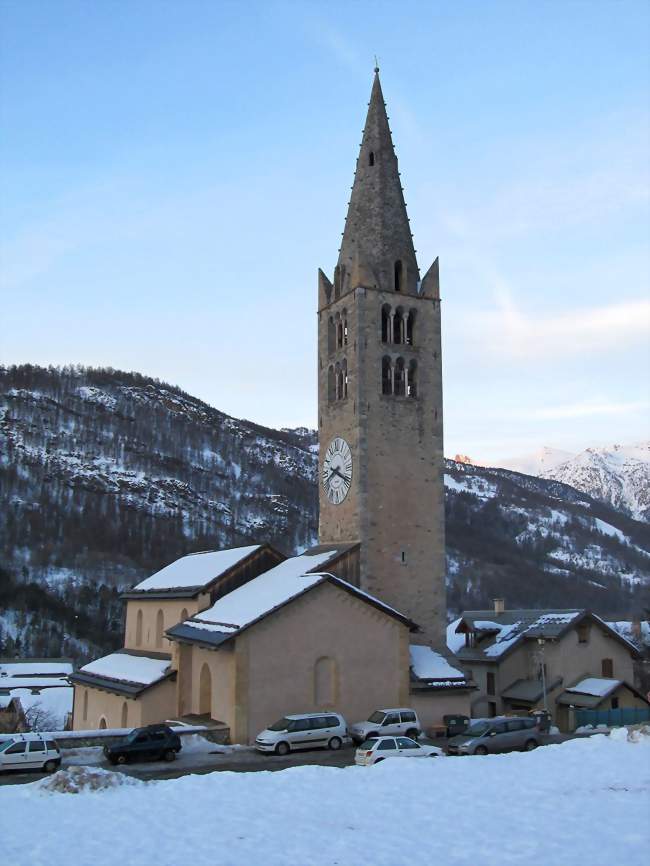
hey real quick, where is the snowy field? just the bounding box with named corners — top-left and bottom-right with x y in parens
top-left (2, 730), bottom-right (649, 866)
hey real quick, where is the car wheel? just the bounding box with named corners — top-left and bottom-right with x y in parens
top-left (406, 729), bottom-right (419, 740)
top-left (328, 736), bottom-right (342, 751)
top-left (43, 760), bottom-right (57, 774)
top-left (525, 739), bottom-right (537, 752)
top-left (116, 754), bottom-right (128, 765)
top-left (275, 741), bottom-right (290, 757)
top-left (474, 745), bottom-right (488, 756)
top-left (163, 749), bottom-right (176, 762)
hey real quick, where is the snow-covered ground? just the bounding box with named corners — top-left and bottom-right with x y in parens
top-left (2, 730), bottom-right (649, 866)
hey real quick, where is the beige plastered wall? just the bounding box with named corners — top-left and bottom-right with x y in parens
top-left (124, 595), bottom-right (208, 653)
top-left (72, 679), bottom-right (176, 731)
top-left (190, 581), bottom-right (411, 744)
top-left (411, 690), bottom-right (472, 732)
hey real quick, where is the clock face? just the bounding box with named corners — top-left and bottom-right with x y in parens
top-left (322, 437), bottom-right (353, 505)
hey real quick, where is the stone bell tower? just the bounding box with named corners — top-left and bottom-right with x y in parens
top-left (316, 69), bottom-right (446, 647)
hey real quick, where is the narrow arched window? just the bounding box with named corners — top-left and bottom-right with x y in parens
top-left (407, 360), bottom-right (417, 398)
top-left (382, 356), bottom-right (392, 395)
top-left (180, 608), bottom-right (189, 623)
top-left (337, 317), bottom-right (343, 349)
top-left (83, 689), bottom-right (88, 721)
top-left (381, 305), bottom-right (391, 343)
top-left (406, 310), bottom-right (415, 346)
top-left (394, 260), bottom-right (403, 292)
top-left (99, 717), bottom-right (107, 730)
top-left (135, 609), bottom-right (143, 647)
top-left (328, 317), bottom-right (335, 354)
top-left (394, 357), bottom-right (406, 396)
top-left (328, 365), bottom-right (335, 402)
top-left (155, 609), bottom-right (164, 648)
top-left (121, 701), bottom-right (128, 728)
top-left (369, 151), bottom-right (375, 166)
top-left (393, 308), bottom-right (404, 345)
top-left (342, 311), bottom-right (348, 345)
top-left (342, 359), bottom-right (348, 398)
top-left (199, 663), bottom-right (212, 716)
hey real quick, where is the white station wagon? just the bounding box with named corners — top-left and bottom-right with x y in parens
top-left (0, 734), bottom-right (61, 773)
top-left (355, 735), bottom-right (443, 765)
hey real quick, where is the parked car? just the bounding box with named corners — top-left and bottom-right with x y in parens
top-left (447, 716), bottom-right (540, 756)
top-left (355, 736), bottom-right (444, 765)
top-left (349, 708), bottom-right (421, 744)
top-left (104, 724), bottom-right (182, 765)
top-left (255, 712), bottom-right (349, 755)
top-left (0, 733), bottom-right (61, 773)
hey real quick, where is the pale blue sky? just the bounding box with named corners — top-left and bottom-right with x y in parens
top-left (1, 0), bottom-right (649, 462)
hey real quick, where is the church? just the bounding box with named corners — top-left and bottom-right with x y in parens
top-left (71, 70), bottom-right (474, 743)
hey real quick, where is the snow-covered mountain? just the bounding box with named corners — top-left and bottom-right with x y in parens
top-left (496, 443), bottom-right (650, 522)
top-left (1, 365), bottom-right (648, 662)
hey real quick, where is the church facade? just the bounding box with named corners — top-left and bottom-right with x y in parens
top-left (71, 72), bottom-right (473, 741)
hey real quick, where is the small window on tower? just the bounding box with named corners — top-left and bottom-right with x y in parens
top-left (369, 151), bottom-right (375, 166)
top-left (394, 260), bottom-right (403, 292)
top-left (401, 551), bottom-right (406, 564)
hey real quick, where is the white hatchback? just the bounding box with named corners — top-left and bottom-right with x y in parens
top-left (0, 733), bottom-right (62, 773)
top-left (355, 735), bottom-right (443, 766)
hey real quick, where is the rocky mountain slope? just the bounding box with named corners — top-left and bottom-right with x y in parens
top-left (1, 364), bottom-right (648, 663)
top-left (497, 443), bottom-right (650, 522)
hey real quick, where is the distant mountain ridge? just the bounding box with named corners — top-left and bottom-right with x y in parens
top-left (1, 364), bottom-right (648, 663)
top-left (494, 443), bottom-right (650, 522)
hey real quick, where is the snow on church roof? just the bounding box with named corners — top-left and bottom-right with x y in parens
top-left (168, 548), bottom-right (415, 646)
top-left (189, 550), bottom-right (349, 633)
top-left (132, 546), bottom-right (262, 592)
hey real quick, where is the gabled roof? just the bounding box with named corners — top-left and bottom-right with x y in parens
top-left (122, 544), bottom-right (282, 599)
top-left (70, 650), bottom-right (174, 697)
top-left (556, 678), bottom-right (649, 709)
top-left (448, 609), bottom-right (640, 663)
top-left (166, 548), bottom-right (416, 649)
top-left (501, 676), bottom-right (564, 704)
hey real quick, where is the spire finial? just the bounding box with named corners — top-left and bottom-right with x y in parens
top-left (374, 55), bottom-right (380, 74)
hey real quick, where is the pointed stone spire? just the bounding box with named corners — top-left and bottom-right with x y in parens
top-left (337, 70), bottom-right (419, 296)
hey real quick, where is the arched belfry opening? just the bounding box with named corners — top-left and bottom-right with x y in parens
top-left (381, 356), bottom-right (392, 395)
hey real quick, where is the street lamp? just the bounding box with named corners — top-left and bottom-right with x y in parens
top-left (537, 636), bottom-right (548, 713)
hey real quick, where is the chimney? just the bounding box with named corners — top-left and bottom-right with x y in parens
top-left (631, 620), bottom-right (642, 640)
top-left (494, 598), bottom-right (505, 616)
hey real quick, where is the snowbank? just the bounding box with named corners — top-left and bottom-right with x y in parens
top-left (2, 730), bottom-right (649, 865)
top-left (38, 765), bottom-right (143, 794)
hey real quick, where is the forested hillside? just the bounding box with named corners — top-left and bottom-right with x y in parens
top-left (1, 364), bottom-right (648, 663)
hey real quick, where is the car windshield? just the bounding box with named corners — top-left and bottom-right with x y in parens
top-left (268, 717), bottom-right (291, 732)
top-left (0, 739), bottom-right (14, 752)
top-left (465, 721), bottom-right (490, 737)
top-left (360, 739), bottom-right (378, 749)
top-left (367, 711), bottom-right (385, 724)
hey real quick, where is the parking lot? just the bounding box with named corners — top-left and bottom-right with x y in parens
top-left (0, 729), bottom-right (584, 787)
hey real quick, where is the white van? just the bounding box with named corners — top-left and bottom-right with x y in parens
top-left (0, 734), bottom-right (61, 773)
top-left (255, 712), bottom-right (349, 755)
